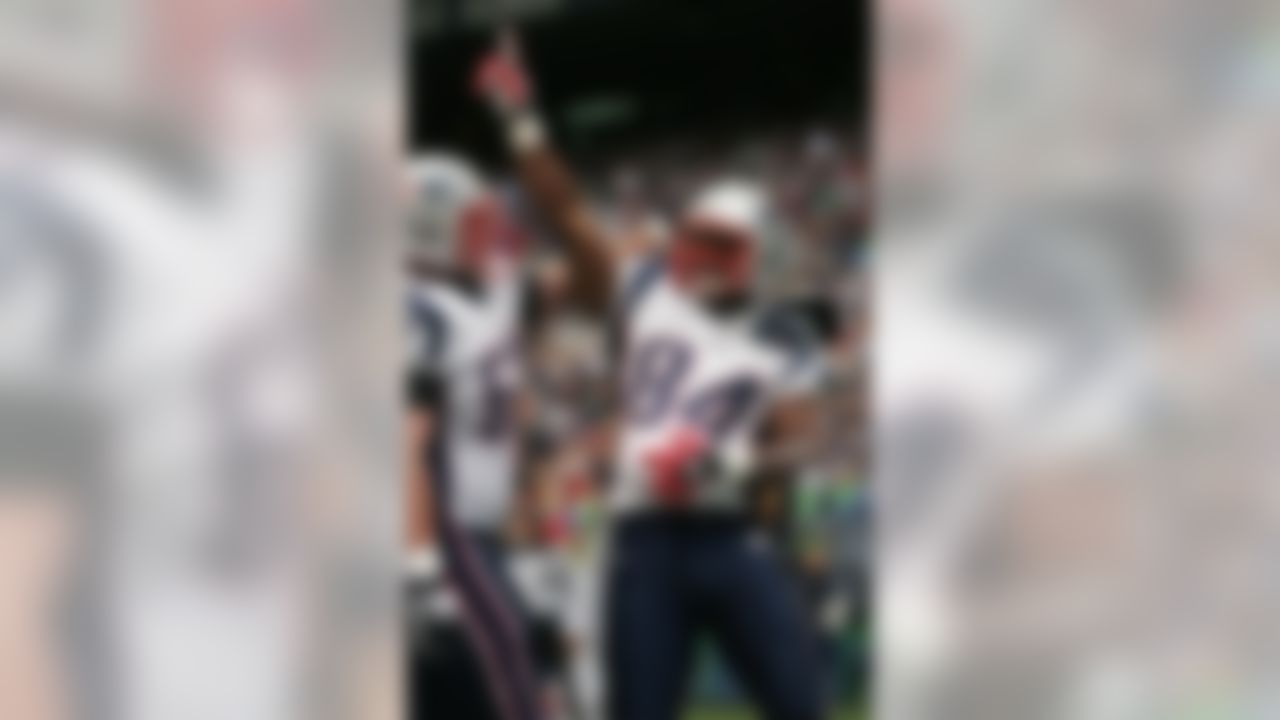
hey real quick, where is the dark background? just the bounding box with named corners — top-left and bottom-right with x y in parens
top-left (406, 0), bottom-right (867, 166)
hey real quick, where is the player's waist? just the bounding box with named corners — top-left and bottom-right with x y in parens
top-left (609, 464), bottom-right (749, 515)
top-left (441, 473), bottom-right (517, 530)
top-left (610, 509), bottom-right (758, 547)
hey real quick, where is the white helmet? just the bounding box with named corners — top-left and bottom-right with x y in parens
top-left (683, 180), bottom-right (768, 246)
top-left (405, 153), bottom-right (487, 265)
top-left (670, 179), bottom-right (771, 302)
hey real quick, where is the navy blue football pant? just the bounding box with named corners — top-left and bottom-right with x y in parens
top-left (606, 514), bottom-right (824, 720)
top-left (423, 418), bottom-right (544, 720)
top-left (422, 528), bottom-right (544, 720)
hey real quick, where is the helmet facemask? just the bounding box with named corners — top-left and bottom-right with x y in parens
top-left (668, 180), bottom-right (768, 314)
top-left (670, 220), bottom-right (756, 313)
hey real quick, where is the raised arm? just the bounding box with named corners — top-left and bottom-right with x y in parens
top-left (473, 32), bottom-right (617, 314)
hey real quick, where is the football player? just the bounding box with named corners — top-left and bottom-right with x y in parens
top-left (474, 34), bottom-right (828, 720)
top-left (402, 154), bottom-right (546, 720)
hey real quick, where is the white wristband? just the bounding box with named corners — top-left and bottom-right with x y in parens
top-left (508, 112), bottom-right (547, 152)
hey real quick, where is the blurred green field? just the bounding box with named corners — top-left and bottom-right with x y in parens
top-left (686, 705), bottom-right (867, 720)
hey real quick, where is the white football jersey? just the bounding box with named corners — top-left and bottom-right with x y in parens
top-left (610, 256), bottom-right (823, 514)
top-left (407, 268), bottom-right (525, 530)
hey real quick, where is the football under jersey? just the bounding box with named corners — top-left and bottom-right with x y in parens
top-left (407, 268), bottom-right (525, 531)
top-left (610, 255), bottom-right (824, 514)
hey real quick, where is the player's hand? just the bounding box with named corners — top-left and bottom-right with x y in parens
top-left (643, 427), bottom-right (718, 508)
top-left (403, 548), bottom-right (449, 634)
top-left (472, 30), bottom-right (533, 116)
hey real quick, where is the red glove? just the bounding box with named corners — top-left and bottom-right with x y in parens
top-left (643, 427), bottom-right (712, 508)
top-left (472, 31), bottom-right (533, 115)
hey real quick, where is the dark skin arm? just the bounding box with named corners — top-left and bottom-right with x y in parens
top-left (474, 31), bottom-right (618, 316)
top-left (755, 394), bottom-right (823, 476)
top-left (511, 145), bottom-right (616, 314)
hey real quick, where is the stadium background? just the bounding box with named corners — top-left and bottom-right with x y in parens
top-left (407, 1), bottom-right (869, 717)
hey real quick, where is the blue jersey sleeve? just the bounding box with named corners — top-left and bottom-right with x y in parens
top-left (616, 252), bottom-right (666, 316)
top-left (407, 292), bottom-right (451, 374)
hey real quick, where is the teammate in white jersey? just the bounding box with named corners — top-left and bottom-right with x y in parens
top-left (405, 152), bottom-right (607, 720)
top-left (475, 34), bottom-right (829, 720)
top-left (406, 156), bottom-right (527, 533)
top-left (402, 153), bottom-right (545, 720)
